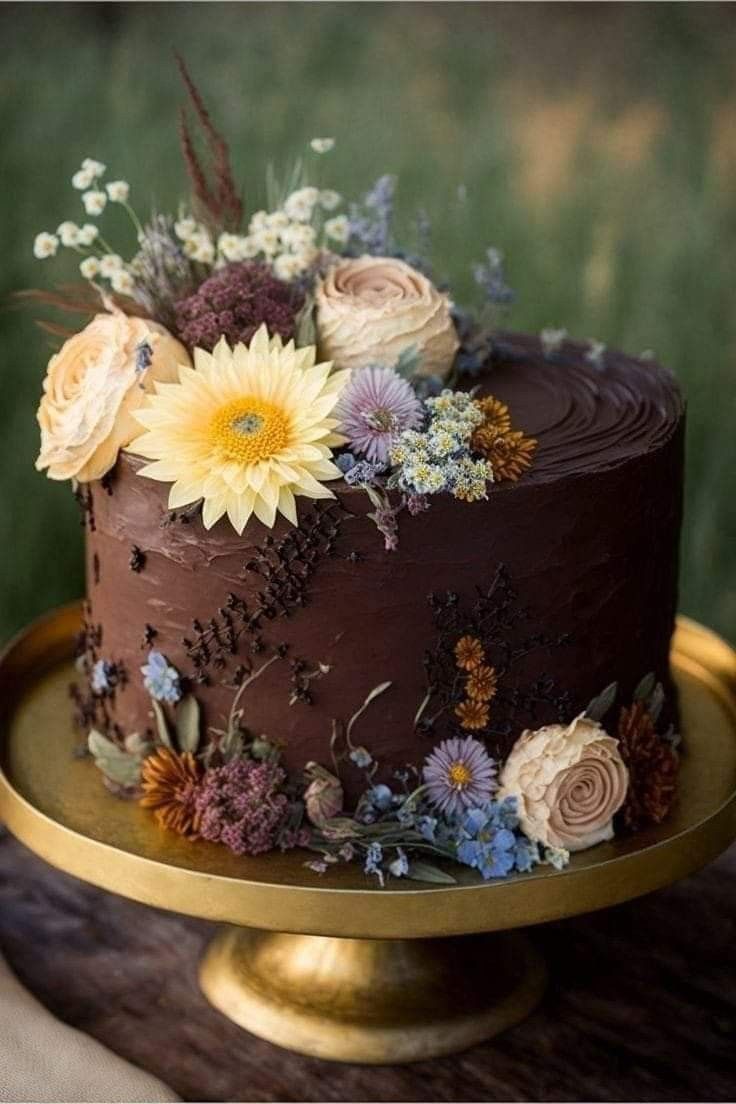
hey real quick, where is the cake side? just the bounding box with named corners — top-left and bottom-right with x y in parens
top-left (79, 338), bottom-right (684, 800)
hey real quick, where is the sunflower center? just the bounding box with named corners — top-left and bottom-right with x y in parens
top-left (209, 397), bottom-right (290, 464)
top-left (448, 761), bottom-right (473, 789)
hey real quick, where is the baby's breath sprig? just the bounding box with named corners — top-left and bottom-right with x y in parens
top-left (32, 157), bottom-right (146, 300)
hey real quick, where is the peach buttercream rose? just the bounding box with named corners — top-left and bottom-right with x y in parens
top-left (36, 311), bottom-right (189, 482)
top-left (315, 256), bottom-right (459, 379)
top-left (498, 714), bottom-right (629, 852)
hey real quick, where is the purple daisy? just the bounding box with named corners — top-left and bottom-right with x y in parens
top-left (335, 365), bottom-right (424, 464)
top-left (423, 735), bottom-right (497, 817)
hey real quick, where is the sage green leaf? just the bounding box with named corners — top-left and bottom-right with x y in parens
top-left (633, 672), bottom-right (656, 702)
top-left (294, 294), bottom-right (316, 347)
top-left (585, 681), bottom-right (618, 723)
top-left (175, 695), bottom-right (200, 753)
top-left (88, 730), bottom-right (131, 761)
top-left (93, 755), bottom-right (141, 787)
top-left (406, 861), bottom-right (457, 885)
top-left (394, 344), bottom-right (420, 379)
top-left (150, 699), bottom-right (172, 748)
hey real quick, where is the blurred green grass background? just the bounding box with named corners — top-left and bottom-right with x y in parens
top-left (1, 1), bottom-right (734, 643)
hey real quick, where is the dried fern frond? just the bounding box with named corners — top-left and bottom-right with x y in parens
top-left (176, 54), bottom-right (243, 233)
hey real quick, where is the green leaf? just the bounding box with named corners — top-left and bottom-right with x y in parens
top-left (585, 681), bottom-right (618, 723)
top-left (88, 729), bottom-right (129, 760)
top-left (633, 672), bottom-right (656, 703)
top-left (93, 755), bottom-right (141, 787)
top-left (294, 294), bottom-right (316, 348)
top-left (394, 344), bottom-right (421, 379)
top-left (150, 699), bottom-right (172, 748)
top-left (175, 695), bottom-right (200, 753)
top-left (406, 861), bottom-right (457, 885)
top-left (649, 682), bottom-right (665, 724)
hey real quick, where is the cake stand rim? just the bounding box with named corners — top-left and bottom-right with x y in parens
top-left (1, 602), bottom-right (735, 940)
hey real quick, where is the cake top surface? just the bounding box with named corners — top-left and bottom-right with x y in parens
top-left (479, 335), bottom-right (683, 487)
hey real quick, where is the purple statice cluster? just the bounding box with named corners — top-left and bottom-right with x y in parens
top-left (174, 262), bottom-right (304, 352)
top-left (194, 758), bottom-right (290, 856)
top-left (347, 175), bottom-right (396, 256)
top-left (336, 455), bottom-right (386, 486)
top-left (473, 247), bottom-right (515, 309)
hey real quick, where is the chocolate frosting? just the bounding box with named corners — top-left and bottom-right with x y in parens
top-left (82, 335), bottom-right (684, 799)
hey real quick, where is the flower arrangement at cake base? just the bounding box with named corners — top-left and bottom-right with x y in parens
top-left (87, 659), bottom-right (679, 886)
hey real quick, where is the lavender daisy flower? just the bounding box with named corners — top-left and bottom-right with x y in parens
top-left (423, 735), bottom-right (497, 817)
top-left (335, 365), bottom-right (424, 464)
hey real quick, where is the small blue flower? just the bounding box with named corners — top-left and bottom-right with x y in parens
top-left (343, 459), bottom-right (386, 487)
top-left (416, 814), bottom-right (438, 842)
top-left (389, 847), bottom-right (409, 878)
top-left (90, 659), bottom-right (111, 694)
top-left (368, 784), bottom-right (393, 811)
top-left (335, 452), bottom-right (357, 474)
top-left (349, 746), bottom-right (373, 769)
top-left (364, 841), bottom-right (384, 885)
top-left (141, 650), bottom-right (181, 704)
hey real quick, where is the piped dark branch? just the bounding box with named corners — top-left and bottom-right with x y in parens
top-left (176, 54), bottom-right (243, 233)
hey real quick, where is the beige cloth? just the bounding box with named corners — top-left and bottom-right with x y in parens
top-left (0, 953), bottom-right (179, 1103)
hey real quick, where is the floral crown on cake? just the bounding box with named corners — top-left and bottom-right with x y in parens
top-left (30, 60), bottom-right (537, 549)
top-left (30, 64), bottom-right (679, 886)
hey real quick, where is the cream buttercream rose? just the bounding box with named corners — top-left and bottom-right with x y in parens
top-left (36, 310), bottom-right (189, 482)
top-left (314, 255), bottom-right (459, 379)
top-left (498, 714), bottom-right (629, 852)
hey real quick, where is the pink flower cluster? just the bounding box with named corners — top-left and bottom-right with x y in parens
top-left (174, 262), bottom-right (304, 352)
top-left (194, 757), bottom-right (290, 855)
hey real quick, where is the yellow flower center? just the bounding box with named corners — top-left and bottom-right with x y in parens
top-left (448, 761), bottom-right (473, 789)
top-left (208, 397), bottom-right (290, 464)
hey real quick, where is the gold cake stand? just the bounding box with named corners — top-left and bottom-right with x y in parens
top-left (1, 604), bottom-right (736, 1064)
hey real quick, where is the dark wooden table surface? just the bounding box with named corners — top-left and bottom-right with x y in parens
top-left (1, 830), bottom-right (734, 1103)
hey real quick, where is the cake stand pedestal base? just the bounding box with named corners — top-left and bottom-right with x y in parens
top-left (199, 927), bottom-right (546, 1063)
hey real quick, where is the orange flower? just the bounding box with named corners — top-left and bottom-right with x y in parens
top-left (484, 430), bottom-right (537, 482)
top-left (471, 395), bottom-right (512, 449)
top-left (466, 664), bottom-right (498, 703)
top-left (140, 746), bottom-right (203, 838)
top-left (455, 698), bottom-right (490, 731)
top-left (454, 635), bottom-right (484, 671)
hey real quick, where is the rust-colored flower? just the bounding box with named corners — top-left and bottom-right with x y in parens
top-left (455, 698), bottom-right (490, 731)
top-left (616, 701), bottom-right (679, 832)
top-left (140, 746), bottom-right (203, 838)
top-left (454, 635), bottom-right (484, 671)
top-left (471, 396), bottom-right (512, 450)
top-left (484, 430), bottom-right (537, 482)
top-left (466, 664), bottom-right (498, 703)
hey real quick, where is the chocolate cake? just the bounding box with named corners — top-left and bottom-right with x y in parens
top-left (79, 334), bottom-right (684, 801)
top-left (31, 84), bottom-right (685, 876)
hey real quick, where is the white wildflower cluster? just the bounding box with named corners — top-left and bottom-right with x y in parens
top-left (32, 157), bottom-right (139, 298)
top-left (170, 146), bottom-right (347, 283)
top-left (389, 390), bottom-right (491, 503)
top-left (174, 216), bottom-right (217, 265)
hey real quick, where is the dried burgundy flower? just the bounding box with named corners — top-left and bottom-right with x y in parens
top-left (193, 757), bottom-right (290, 855)
top-left (174, 262), bottom-right (304, 352)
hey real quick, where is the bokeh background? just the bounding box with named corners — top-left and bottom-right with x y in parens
top-left (1, 1), bottom-right (735, 644)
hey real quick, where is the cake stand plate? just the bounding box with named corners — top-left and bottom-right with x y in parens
top-left (1, 605), bottom-right (736, 1063)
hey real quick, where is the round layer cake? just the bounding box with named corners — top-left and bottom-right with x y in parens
top-left (77, 334), bottom-right (684, 798)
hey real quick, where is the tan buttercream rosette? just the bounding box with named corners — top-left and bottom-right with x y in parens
top-left (315, 255), bottom-right (459, 379)
top-left (36, 310), bottom-right (189, 482)
top-left (498, 714), bottom-right (629, 851)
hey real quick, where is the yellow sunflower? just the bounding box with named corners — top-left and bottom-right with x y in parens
top-left (130, 325), bottom-right (349, 534)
